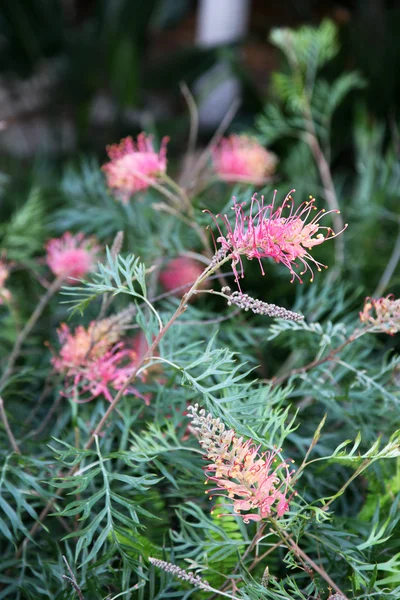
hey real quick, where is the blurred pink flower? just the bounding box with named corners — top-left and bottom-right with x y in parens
top-left (52, 321), bottom-right (148, 403)
top-left (46, 232), bottom-right (99, 283)
top-left (73, 344), bottom-right (148, 404)
top-left (52, 322), bottom-right (109, 373)
top-left (0, 260), bottom-right (11, 304)
top-left (360, 294), bottom-right (400, 335)
top-left (213, 135), bottom-right (277, 184)
top-left (102, 133), bottom-right (168, 203)
top-left (188, 404), bottom-right (294, 523)
top-left (159, 257), bottom-right (205, 296)
top-left (208, 191), bottom-right (346, 285)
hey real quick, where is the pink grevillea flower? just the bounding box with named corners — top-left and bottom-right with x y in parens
top-left (188, 404), bottom-right (295, 523)
top-left (213, 135), bottom-right (277, 184)
top-left (73, 344), bottom-right (149, 404)
top-left (0, 260), bottom-right (11, 304)
top-left (360, 295), bottom-right (400, 335)
top-left (159, 257), bottom-right (205, 296)
top-left (52, 321), bottom-right (148, 403)
top-left (52, 322), bottom-right (112, 373)
top-left (102, 133), bottom-right (168, 203)
top-left (46, 232), bottom-right (99, 283)
top-left (207, 190), bottom-right (346, 285)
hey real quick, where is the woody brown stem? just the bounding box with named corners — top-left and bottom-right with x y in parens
top-left (0, 397), bottom-right (21, 454)
top-left (271, 329), bottom-right (365, 388)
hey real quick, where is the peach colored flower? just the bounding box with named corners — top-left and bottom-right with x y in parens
top-left (360, 294), bottom-right (400, 335)
top-left (188, 405), bottom-right (295, 523)
top-left (52, 323), bottom-right (108, 373)
top-left (53, 321), bottom-right (148, 403)
top-left (73, 344), bottom-right (148, 404)
top-left (213, 135), bottom-right (277, 184)
top-left (207, 191), bottom-right (346, 285)
top-left (46, 232), bottom-right (99, 283)
top-left (102, 133), bottom-right (168, 203)
top-left (159, 257), bottom-right (205, 296)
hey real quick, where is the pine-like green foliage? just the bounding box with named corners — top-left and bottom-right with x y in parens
top-left (0, 18), bottom-right (400, 600)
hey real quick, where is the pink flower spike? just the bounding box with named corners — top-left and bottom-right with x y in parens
top-left (213, 135), bottom-right (277, 184)
top-left (208, 190), bottom-right (347, 286)
top-left (188, 404), bottom-right (295, 524)
top-left (102, 133), bottom-right (169, 203)
top-left (46, 232), bottom-right (99, 283)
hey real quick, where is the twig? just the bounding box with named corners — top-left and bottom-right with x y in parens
top-left (32, 393), bottom-right (63, 438)
top-left (373, 225), bottom-right (400, 297)
top-left (0, 396), bottom-right (21, 454)
top-left (280, 529), bottom-right (349, 600)
top-left (62, 556), bottom-right (84, 600)
top-left (270, 329), bottom-right (365, 388)
top-left (0, 276), bottom-right (62, 391)
top-left (192, 98), bottom-right (241, 181)
top-left (179, 81), bottom-right (199, 188)
top-left (23, 375), bottom-right (54, 426)
top-left (305, 129), bottom-right (345, 269)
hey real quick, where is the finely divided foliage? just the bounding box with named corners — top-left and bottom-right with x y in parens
top-left (1, 18), bottom-right (400, 600)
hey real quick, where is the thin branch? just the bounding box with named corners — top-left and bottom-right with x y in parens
top-left (0, 276), bottom-right (62, 391)
top-left (270, 329), bottom-right (366, 388)
top-left (0, 396), bottom-right (21, 454)
top-left (23, 375), bottom-right (54, 426)
top-left (280, 529), bottom-right (349, 600)
top-left (62, 556), bottom-right (84, 600)
top-left (192, 98), bottom-right (241, 182)
top-left (32, 393), bottom-right (63, 438)
top-left (373, 225), bottom-right (400, 297)
top-left (179, 81), bottom-right (199, 188)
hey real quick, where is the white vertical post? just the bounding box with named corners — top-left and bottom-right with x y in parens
top-left (195, 0), bottom-right (251, 128)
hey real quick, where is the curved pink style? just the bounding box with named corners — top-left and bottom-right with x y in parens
top-left (46, 232), bottom-right (99, 283)
top-left (102, 133), bottom-right (169, 203)
top-left (213, 135), bottom-right (277, 184)
top-left (207, 190), bottom-right (347, 286)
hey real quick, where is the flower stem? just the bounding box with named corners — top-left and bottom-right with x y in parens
top-left (272, 521), bottom-right (349, 600)
top-left (271, 328), bottom-right (366, 388)
top-left (374, 225), bottom-right (400, 297)
top-left (0, 396), bottom-right (21, 454)
top-left (0, 276), bottom-right (62, 392)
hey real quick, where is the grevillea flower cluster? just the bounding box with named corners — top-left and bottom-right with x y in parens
top-left (208, 191), bottom-right (346, 285)
top-left (102, 133), bottom-right (168, 203)
top-left (52, 314), bottom-right (148, 403)
top-left (46, 232), bottom-right (99, 283)
top-left (360, 294), bottom-right (400, 335)
top-left (222, 286), bottom-right (304, 321)
top-left (213, 135), bottom-right (277, 184)
top-left (0, 260), bottom-right (11, 304)
top-left (188, 404), bottom-right (295, 523)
